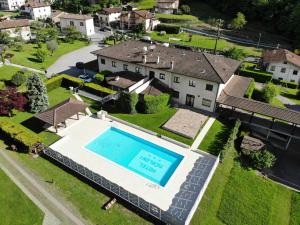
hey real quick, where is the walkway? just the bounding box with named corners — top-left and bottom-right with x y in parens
top-left (191, 117), bottom-right (216, 149)
top-left (0, 149), bottom-right (88, 225)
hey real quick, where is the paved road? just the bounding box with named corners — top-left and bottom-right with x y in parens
top-left (0, 149), bottom-right (88, 225)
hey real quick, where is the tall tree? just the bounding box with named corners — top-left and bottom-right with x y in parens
top-left (231, 12), bottom-right (247, 29)
top-left (26, 74), bottom-right (49, 113)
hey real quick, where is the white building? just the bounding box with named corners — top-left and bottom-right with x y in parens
top-left (0, 0), bottom-right (25, 10)
top-left (22, 1), bottom-right (51, 20)
top-left (0, 19), bottom-right (31, 40)
top-left (59, 13), bottom-right (95, 36)
top-left (156, 0), bottom-right (179, 14)
top-left (262, 49), bottom-right (300, 84)
top-left (92, 40), bottom-right (241, 112)
top-left (97, 7), bottom-right (121, 27)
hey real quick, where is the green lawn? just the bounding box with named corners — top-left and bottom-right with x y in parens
top-left (9, 41), bottom-right (88, 70)
top-left (290, 192), bottom-right (300, 225)
top-left (134, 0), bottom-right (156, 9)
top-left (198, 119), bottom-right (231, 155)
top-left (150, 31), bottom-right (262, 56)
top-left (156, 13), bottom-right (199, 22)
top-left (0, 65), bottom-right (22, 81)
top-left (271, 97), bottom-right (286, 108)
top-left (0, 168), bottom-right (44, 225)
top-left (279, 87), bottom-right (300, 105)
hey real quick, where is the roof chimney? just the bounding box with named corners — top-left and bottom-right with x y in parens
top-left (170, 61), bottom-right (174, 70)
top-left (156, 56), bottom-right (160, 64)
top-left (143, 55), bottom-right (147, 64)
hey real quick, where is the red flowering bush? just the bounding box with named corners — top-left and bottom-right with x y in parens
top-left (0, 87), bottom-right (27, 116)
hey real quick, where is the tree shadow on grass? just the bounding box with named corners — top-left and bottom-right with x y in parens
top-left (205, 125), bottom-right (231, 156)
top-left (21, 117), bottom-right (49, 134)
top-left (27, 57), bottom-right (41, 64)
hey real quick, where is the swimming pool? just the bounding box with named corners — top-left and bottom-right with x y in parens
top-left (85, 127), bottom-right (183, 187)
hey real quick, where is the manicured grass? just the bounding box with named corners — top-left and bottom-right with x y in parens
top-left (135, 0), bottom-right (156, 9)
top-left (156, 13), bottom-right (199, 22)
top-left (218, 163), bottom-right (292, 225)
top-left (2, 145), bottom-right (153, 225)
top-left (198, 119), bottom-right (231, 155)
top-left (0, 65), bottom-right (22, 81)
top-left (9, 41), bottom-right (88, 70)
top-left (0, 168), bottom-right (44, 225)
top-left (279, 87), bottom-right (300, 105)
top-left (271, 97), bottom-right (286, 108)
top-left (110, 108), bottom-right (193, 145)
top-left (150, 31), bottom-right (262, 56)
top-left (290, 192), bottom-right (300, 225)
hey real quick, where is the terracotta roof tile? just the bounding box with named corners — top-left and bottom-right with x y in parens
top-left (0, 19), bottom-right (30, 29)
top-left (262, 49), bottom-right (300, 68)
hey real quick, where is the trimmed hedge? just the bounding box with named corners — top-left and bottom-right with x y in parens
top-left (220, 119), bottom-right (241, 160)
top-left (0, 120), bottom-right (42, 152)
top-left (119, 92), bottom-right (138, 114)
top-left (143, 94), bottom-right (171, 114)
top-left (244, 79), bottom-right (255, 99)
top-left (155, 24), bottom-right (181, 34)
top-left (272, 79), bottom-right (298, 89)
top-left (83, 82), bottom-right (116, 96)
top-left (239, 69), bottom-right (272, 83)
top-left (45, 74), bottom-right (115, 96)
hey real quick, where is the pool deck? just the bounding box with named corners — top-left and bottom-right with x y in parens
top-left (48, 115), bottom-right (218, 225)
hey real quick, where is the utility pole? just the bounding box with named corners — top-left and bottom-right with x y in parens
top-left (256, 33), bottom-right (261, 49)
top-left (213, 19), bottom-right (224, 55)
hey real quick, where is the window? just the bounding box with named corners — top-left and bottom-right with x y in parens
top-left (123, 64), bottom-right (128, 71)
top-left (135, 67), bottom-right (141, 73)
top-left (270, 65), bottom-right (276, 71)
top-left (202, 98), bottom-right (212, 107)
top-left (101, 58), bottom-right (105, 64)
top-left (149, 71), bottom-right (155, 79)
top-left (173, 76), bottom-right (180, 83)
top-left (80, 22), bottom-right (84, 26)
top-left (280, 67), bottom-right (286, 73)
top-left (283, 61), bottom-right (287, 64)
top-left (159, 73), bottom-right (165, 80)
top-left (293, 70), bottom-right (298, 75)
top-left (189, 80), bottom-right (196, 87)
top-left (206, 84), bottom-right (213, 91)
top-left (70, 21), bottom-right (74, 26)
top-left (112, 61), bottom-right (116, 67)
top-left (173, 91), bottom-right (179, 98)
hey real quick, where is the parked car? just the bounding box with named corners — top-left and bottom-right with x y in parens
top-left (79, 74), bottom-right (92, 83)
top-left (76, 62), bottom-right (85, 70)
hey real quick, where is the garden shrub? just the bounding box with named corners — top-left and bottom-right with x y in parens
top-left (0, 87), bottom-right (27, 116)
top-left (0, 120), bottom-right (42, 152)
top-left (11, 71), bottom-right (27, 86)
top-left (244, 79), bottom-right (255, 99)
top-left (44, 75), bottom-right (63, 91)
top-left (94, 70), bottom-right (112, 84)
top-left (119, 92), bottom-right (138, 114)
top-left (242, 148), bottom-right (276, 170)
top-left (239, 69), bottom-right (273, 83)
top-left (83, 82), bottom-right (116, 96)
top-left (143, 94), bottom-right (170, 114)
top-left (155, 24), bottom-right (181, 34)
top-left (272, 79), bottom-right (298, 89)
top-left (262, 82), bottom-right (278, 103)
top-left (220, 119), bottom-right (241, 160)
top-left (0, 81), bottom-right (5, 90)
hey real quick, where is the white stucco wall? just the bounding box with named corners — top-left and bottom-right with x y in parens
top-left (0, 0), bottom-right (25, 10)
top-left (266, 62), bottom-right (300, 83)
top-left (98, 12), bottom-right (120, 26)
top-left (29, 6), bottom-right (51, 20)
top-left (3, 26), bottom-right (31, 40)
top-left (60, 18), bottom-right (95, 36)
top-left (97, 56), bottom-right (221, 112)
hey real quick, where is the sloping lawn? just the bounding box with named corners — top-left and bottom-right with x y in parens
top-left (9, 41), bottom-right (88, 70)
top-left (135, 0), bottom-right (156, 9)
top-left (0, 65), bottom-right (22, 81)
top-left (198, 119), bottom-right (230, 155)
top-left (111, 108), bottom-right (193, 145)
top-left (290, 192), bottom-right (300, 225)
top-left (150, 31), bottom-right (262, 57)
top-left (0, 169), bottom-right (44, 225)
top-left (218, 163), bottom-right (292, 225)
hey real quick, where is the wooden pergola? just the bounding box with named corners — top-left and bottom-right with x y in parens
top-left (35, 98), bottom-right (89, 133)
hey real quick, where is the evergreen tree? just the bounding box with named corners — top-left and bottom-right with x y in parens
top-left (26, 74), bottom-right (49, 113)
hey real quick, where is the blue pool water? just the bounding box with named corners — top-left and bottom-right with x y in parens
top-left (85, 127), bottom-right (183, 187)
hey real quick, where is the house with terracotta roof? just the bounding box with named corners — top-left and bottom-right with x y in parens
top-left (21, 1), bottom-right (51, 20)
top-left (120, 10), bottom-right (160, 31)
top-left (97, 7), bottom-right (122, 28)
top-left (92, 40), bottom-right (241, 112)
top-left (156, 0), bottom-right (179, 14)
top-left (0, 19), bottom-right (31, 40)
top-left (0, 0), bottom-right (25, 10)
top-left (262, 49), bottom-right (300, 83)
top-left (59, 13), bottom-right (95, 36)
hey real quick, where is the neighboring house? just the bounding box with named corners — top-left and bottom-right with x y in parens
top-left (120, 10), bottom-right (160, 31)
top-left (92, 40), bottom-right (241, 112)
top-left (0, 0), bottom-right (25, 10)
top-left (59, 13), bottom-right (95, 36)
top-left (97, 7), bottom-right (121, 27)
top-left (156, 0), bottom-right (179, 14)
top-left (262, 49), bottom-right (300, 83)
top-left (0, 19), bottom-right (31, 40)
top-left (50, 10), bottom-right (65, 24)
top-left (21, 1), bottom-right (52, 20)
